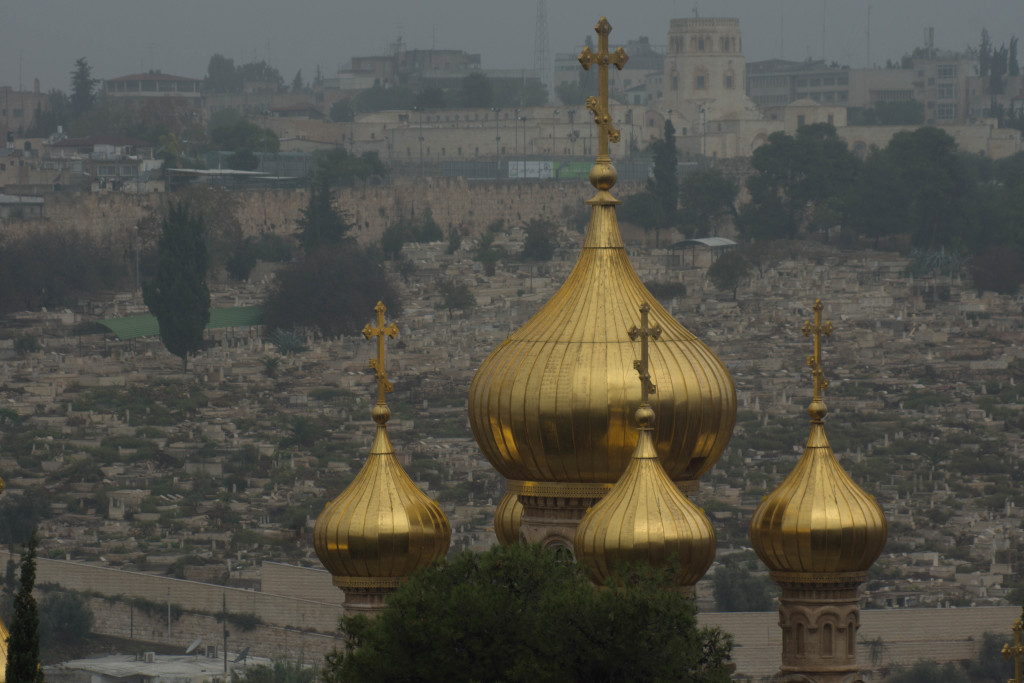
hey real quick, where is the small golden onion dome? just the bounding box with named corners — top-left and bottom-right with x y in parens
top-left (313, 404), bottom-right (451, 588)
top-left (750, 301), bottom-right (886, 575)
top-left (468, 200), bottom-right (735, 486)
top-left (314, 302), bottom-right (450, 590)
top-left (0, 614), bottom-right (7, 682)
top-left (493, 485), bottom-right (523, 546)
top-left (574, 403), bottom-right (716, 586)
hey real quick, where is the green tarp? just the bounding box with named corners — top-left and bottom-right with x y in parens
top-left (97, 306), bottom-right (264, 340)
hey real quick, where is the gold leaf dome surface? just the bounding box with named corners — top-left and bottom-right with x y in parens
top-left (574, 405), bottom-right (716, 586)
top-left (749, 420), bottom-right (887, 574)
top-left (749, 301), bottom-right (886, 576)
top-left (313, 304), bottom-right (450, 588)
top-left (468, 202), bottom-right (736, 486)
top-left (313, 407), bottom-right (451, 586)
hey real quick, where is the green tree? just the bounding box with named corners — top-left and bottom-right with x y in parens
top-left (521, 218), bottom-right (556, 261)
top-left (883, 127), bottom-right (971, 250)
top-left (210, 117), bottom-right (280, 154)
top-left (205, 54), bottom-right (241, 93)
top-left (711, 562), bottom-right (776, 611)
top-left (263, 247), bottom-right (400, 338)
top-left (707, 250), bottom-right (751, 301)
top-left (646, 120), bottom-right (678, 247)
top-left (296, 179), bottom-right (353, 250)
top-left (323, 544), bottom-right (733, 683)
top-left (678, 169), bottom-right (738, 238)
top-left (6, 532), bottom-right (43, 683)
top-left (738, 124), bottom-right (858, 241)
top-left (233, 659), bottom-right (316, 682)
top-left (69, 57), bottom-right (98, 121)
top-left (143, 202), bottom-right (211, 372)
top-left (437, 279), bottom-right (476, 319)
top-left (473, 228), bottom-right (506, 276)
top-left (970, 246), bottom-right (1024, 294)
top-left (25, 89), bottom-right (70, 137)
top-left (0, 493), bottom-right (50, 553)
top-left (460, 73), bottom-right (494, 108)
top-left (312, 148), bottom-right (386, 186)
top-left (291, 69), bottom-right (305, 93)
top-left (329, 99), bottom-right (355, 123)
top-left (40, 590), bottom-right (94, 648)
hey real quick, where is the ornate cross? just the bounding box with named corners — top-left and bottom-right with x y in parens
top-left (362, 301), bottom-right (398, 404)
top-left (1004, 618), bottom-right (1023, 683)
top-left (578, 17), bottom-right (628, 160)
top-left (629, 302), bottom-right (662, 404)
top-left (802, 298), bottom-right (834, 398)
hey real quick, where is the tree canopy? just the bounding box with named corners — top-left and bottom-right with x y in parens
top-left (263, 246), bottom-right (400, 338)
top-left (678, 168), bottom-right (738, 239)
top-left (142, 202), bottom-right (211, 371)
top-left (7, 533), bottom-right (43, 683)
top-left (69, 57), bottom-right (98, 121)
top-left (323, 544), bottom-right (733, 683)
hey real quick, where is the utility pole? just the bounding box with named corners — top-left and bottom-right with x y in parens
top-left (222, 593), bottom-right (228, 675)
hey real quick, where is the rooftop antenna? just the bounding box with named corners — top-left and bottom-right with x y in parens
top-left (780, 0), bottom-right (785, 60)
top-left (534, 0), bottom-right (551, 100)
top-left (821, 0), bottom-right (827, 62)
top-left (693, 4), bottom-right (699, 18)
top-left (866, 2), bottom-right (871, 67)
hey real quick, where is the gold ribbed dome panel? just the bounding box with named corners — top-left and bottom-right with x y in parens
top-left (0, 612), bottom-right (6, 681)
top-left (314, 302), bottom-right (450, 588)
top-left (468, 202), bottom-right (736, 485)
top-left (313, 424), bottom-right (451, 583)
top-left (749, 300), bottom-right (887, 576)
top-left (493, 487), bottom-right (523, 545)
top-left (574, 418), bottom-right (716, 587)
top-left (750, 422), bottom-right (887, 574)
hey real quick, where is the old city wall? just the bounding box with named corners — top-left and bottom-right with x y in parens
top-left (0, 551), bottom-right (345, 635)
top-left (78, 594), bottom-right (341, 661)
top-left (0, 177), bottom-right (640, 248)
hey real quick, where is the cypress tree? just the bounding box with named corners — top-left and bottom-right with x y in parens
top-left (143, 202), bottom-right (211, 372)
top-left (6, 532), bottom-right (42, 683)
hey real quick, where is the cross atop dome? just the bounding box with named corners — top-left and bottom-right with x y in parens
top-left (578, 17), bottom-right (628, 162)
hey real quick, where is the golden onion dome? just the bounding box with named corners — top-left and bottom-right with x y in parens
top-left (467, 176), bottom-right (735, 487)
top-left (493, 486), bottom-right (523, 546)
top-left (575, 400), bottom-right (716, 586)
top-left (749, 300), bottom-right (887, 576)
top-left (314, 303), bottom-right (450, 591)
top-left (0, 612), bottom-right (6, 681)
top-left (574, 304), bottom-right (716, 586)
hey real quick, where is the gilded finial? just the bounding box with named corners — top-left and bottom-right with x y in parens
top-left (628, 302), bottom-right (662, 411)
top-left (362, 301), bottom-right (398, 414)
top-left (801, 299), bottom-right (833, 421)
top-left (1004, 618), bottom-right (1023, 683)
top-left (579, 17), bottom-right (628, 165)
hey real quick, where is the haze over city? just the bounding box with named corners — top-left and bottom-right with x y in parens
top-left (3, 0), bottom-right (1024, 91)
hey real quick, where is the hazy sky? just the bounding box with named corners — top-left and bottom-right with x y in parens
top-left (2, 1), bottom-right (1023, 92)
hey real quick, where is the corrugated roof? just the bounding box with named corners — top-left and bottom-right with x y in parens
top-left (97, 306), bottom-right (264, 340)
top-left (671, 237), bottom-right (737, 249)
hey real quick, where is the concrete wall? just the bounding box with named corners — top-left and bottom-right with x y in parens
top-left (0, 177), bottom-right (637, 250)
top-left (2, 551), bottom-right (345, 634)
top-left (79, 593), bottom-right (341, 661)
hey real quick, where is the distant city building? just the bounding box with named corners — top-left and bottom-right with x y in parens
top-left (103, 72), bottom-right (202, 100)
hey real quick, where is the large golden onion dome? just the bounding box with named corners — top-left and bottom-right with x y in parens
top-left (575, 305), bottom-right (716, 587)
top-left (467, 166), bottom-right (735, 489)
top-left (314, 303), bottom-right (450, 593)
top-left (750, 300), bottom-right (886, 576)
top-left (0, 614), bottom-right (7, 682)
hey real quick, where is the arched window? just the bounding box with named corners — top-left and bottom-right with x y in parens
top-left (795, 624), bottom-right (806, 655)
top-left (822, 623), bottom-right (834, 656)
top-left (724, 69), bottom-right (735, 89)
